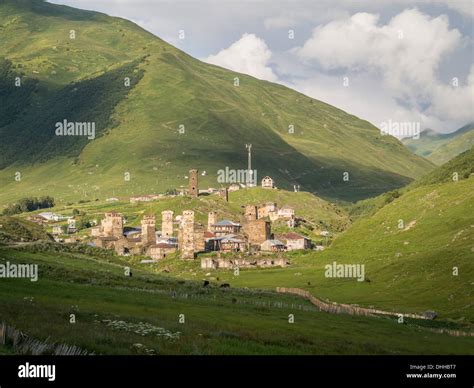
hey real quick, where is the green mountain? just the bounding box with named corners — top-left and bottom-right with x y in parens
top-left (403, 123), bottom-right (474, 165)
top-left (0, 0), bottom-right (434, 206)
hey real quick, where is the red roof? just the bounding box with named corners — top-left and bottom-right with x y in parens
top-left (204, 231), bottom-right (216, 238)
top-left (281, 232), bottom-right (307, 240)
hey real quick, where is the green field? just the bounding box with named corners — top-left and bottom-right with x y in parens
top-left (1, 246), bottom-right (472, 355)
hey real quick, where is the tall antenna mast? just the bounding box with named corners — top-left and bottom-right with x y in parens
top-left (245, 144), bottom-right (252, 186)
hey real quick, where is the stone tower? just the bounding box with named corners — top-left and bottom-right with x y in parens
top-left (244, 205), bottom-right (258, 222)
top-left (188, 169), bottom-right (198, 198)
top-left (244, 219), bottom-right (271, 245)
top-left (219, 187), bottom-right (228, 202)
top-left (208, 211), bottom-right (217, 231)
top-left (179, 210), bottom-right (195, 259)
top-left (161, 210), bottom-right (174, 237)
top-left (102, 213), bottom-right (123, 238)
top-left (141, 215), bottom-right (156, 246)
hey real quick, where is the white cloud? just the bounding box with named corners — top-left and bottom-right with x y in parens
top-left (285, 72), bottom-right (450, 135)
top-left (293, 8), bottom-right (473, 132)
top-left (203, 33), bottom-right (278, 81)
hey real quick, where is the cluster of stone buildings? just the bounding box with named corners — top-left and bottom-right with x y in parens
top-left (90, 212), bottom-right (177, 259)
top-left (89, 204), bottom-right (311, 262)
top-left (87, 168), bottom-right (313, 268)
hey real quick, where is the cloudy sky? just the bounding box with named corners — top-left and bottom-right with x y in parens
top-left (49, 0), bottom-right (474, 135)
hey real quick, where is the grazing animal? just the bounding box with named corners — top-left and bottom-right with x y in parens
top-left (203, 280), bottom-right (210, 287)
top-left (220, 283), bottom-right (230, 288)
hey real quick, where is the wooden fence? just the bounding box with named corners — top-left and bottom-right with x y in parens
top-left (276, 287), bottom-right (474, 337)
top-left (0, 322), bottom-right (91, 355)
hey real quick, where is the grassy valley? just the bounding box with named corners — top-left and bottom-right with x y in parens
top-left (1, 244), bottom-right (473, 355)
top-left (0, 0), bottom-right (472, 357)
top-left (403, 123), bottom-right (474, 165)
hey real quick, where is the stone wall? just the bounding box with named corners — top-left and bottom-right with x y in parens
top-left (201, 257), bottom-right (288, 269)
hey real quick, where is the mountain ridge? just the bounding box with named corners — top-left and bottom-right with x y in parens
top-left (0, 0), bottom-right (434, 204)
top-left (403, 123), bottom-right (474, 165)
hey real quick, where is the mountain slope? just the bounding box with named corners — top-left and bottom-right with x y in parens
top-left (0, 0), bottom-right (434, 205)
top-left (428, 125), bottom-right (474, 165)
top-left (207, 150), bottom-right (474, 319)
top-left (403, 123), bottom-right (474, 165)
top-left (410, 146), bottom-right (474, 188)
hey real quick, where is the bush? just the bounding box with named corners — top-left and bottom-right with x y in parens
top-left (2, 196), bottom-right (55, 215)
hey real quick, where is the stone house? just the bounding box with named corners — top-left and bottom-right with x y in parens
top-left (206, 234), bottom-right (247, 252)
top-left (38, 212), bottom-right (63, 222)
top-left (279, 232), bottom-right (311, 250)
top-left (277, 205), bottom-right (295, 219)
top-left (228, 183), bottom-right (241, 192)
top-left (258, 202), bottom-right (277, 219)
top-left (211, 220), bottom-right (242, 236)
top-left (261, 239), bottom-right (286, 252)
top-left (261, 176), bottom-right (274, 189)
top-left (147, 243), bottom-right (177, 259)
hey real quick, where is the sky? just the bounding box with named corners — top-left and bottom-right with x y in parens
top-left (48, 0), bottom-right (474, 136)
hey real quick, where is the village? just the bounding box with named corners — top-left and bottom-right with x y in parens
top-left (26, 169), bottom-right (326, 271)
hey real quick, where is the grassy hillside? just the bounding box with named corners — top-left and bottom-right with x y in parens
top-left (403, 123), bottom-right (474, 165)
top-left (160, 152), bottom-right (474, 321)
top-left (0, 215), bottom-right (51, 243)
top-left (173, 178), bottom-right (473, 322)
top-left (1, 245), bottom-right (472, 355)
top-left (409, 147), bottom-right (474, 188)
top-left (348, 146), bottom-right (474, 220)
top-left (428, 126), bottom-right (474, 165)
top-left (0, 0), bottom-right (434, 205)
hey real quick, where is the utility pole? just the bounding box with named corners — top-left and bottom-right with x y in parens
top-left (245, 144), bottom-right (253, 187)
